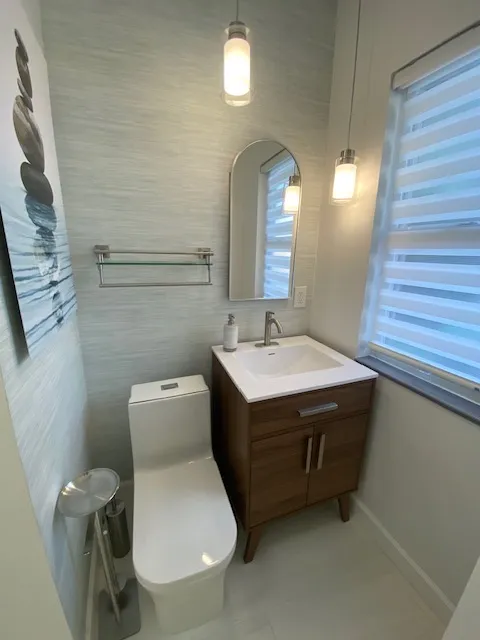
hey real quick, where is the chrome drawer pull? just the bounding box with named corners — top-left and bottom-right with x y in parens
top-left (298, 402), bottom-right (338, 418)
top-left (305, 436), bottom-right (313, 474)
top-left (317, 434), bottom-right (326, 470)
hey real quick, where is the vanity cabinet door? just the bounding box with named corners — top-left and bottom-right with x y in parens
top-left (250, 426), bottom-right (314, 526)
top-left (307, 414), bottom-right (369, 506)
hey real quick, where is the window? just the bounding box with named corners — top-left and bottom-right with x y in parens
top-left (360, 32), bottom-right (480, 406)
top-left (263, 155), bottom-right (295, 298)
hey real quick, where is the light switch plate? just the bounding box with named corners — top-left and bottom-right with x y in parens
top-left (293, 286), bottom-right (307, 308)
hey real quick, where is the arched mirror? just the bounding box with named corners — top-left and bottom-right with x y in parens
top-left (229, 140), bottom-right (301, 301)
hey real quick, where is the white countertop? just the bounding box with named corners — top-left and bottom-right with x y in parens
top-left (212, 335), bottom-right (378, 403)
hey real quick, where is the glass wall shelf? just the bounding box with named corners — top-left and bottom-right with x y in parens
top-left (93, 245), bottom-right (214, 288)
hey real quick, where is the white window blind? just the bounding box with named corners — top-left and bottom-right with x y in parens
top-left (263, 156), bottom-right (295, 299)
top-left (362, 42), bottom-right (480, 395)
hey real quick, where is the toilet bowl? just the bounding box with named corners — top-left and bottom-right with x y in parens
top-left (128, 375), bottom-right (237, 634)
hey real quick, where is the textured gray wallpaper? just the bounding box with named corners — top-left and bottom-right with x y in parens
top-left (0, 1), bottom-right (89, 638)
top-left (42, 0), bottom-right (337, 478)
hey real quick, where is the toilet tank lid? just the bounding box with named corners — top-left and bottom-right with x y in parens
top-left (129, 375), bottom-right (208, 405)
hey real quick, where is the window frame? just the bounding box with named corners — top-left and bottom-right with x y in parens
top-left (262, 154), bottom-right (297, 300)
top-left (358, 26), bottom-right (480, 424)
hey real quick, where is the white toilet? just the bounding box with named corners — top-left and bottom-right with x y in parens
top-left (128, 375), bottom-right (237, 634)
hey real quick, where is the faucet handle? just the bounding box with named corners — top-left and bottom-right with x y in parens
top-left (266, 310), bottom-right (275, 318)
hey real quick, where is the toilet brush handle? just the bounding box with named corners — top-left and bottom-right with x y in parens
top-left (94, 511), bottom-right (122, 624)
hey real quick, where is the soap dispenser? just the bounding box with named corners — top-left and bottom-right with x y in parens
top-left (223, 314), bottom-right (238, 352)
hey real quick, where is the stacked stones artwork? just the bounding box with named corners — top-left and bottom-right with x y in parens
top-left (13, 28), bottom-right (64, 323)
top-left (0, 26), bottom-right (76, 354)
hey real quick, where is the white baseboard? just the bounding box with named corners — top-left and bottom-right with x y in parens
top-left (352, 497), bottom-right (455, 625)
top-left (85, 537), bottom-right (99, 640)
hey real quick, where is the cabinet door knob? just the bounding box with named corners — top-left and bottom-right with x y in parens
top-left (298, 402), bottom-right (338, 418)
top-left (305, 436), bottom-right (313, 474)
top-left (317, 433), bottom-right (326, 470)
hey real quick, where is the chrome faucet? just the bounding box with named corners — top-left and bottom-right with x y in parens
top-left (256, 311), bottom-right (284, 348)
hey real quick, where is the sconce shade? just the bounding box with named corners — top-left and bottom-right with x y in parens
top-left (284, 174), bottom-right (301, 213)
top-left (332, 149), bottom-right (357, 203)
top-left (224, 21), bottom-right (251, 106)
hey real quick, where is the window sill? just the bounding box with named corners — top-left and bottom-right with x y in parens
top-left (356, 355), bottom-right (480, 427)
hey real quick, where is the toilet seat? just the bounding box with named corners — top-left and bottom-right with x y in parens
top-left (133, 456), bottom-right (237, 594)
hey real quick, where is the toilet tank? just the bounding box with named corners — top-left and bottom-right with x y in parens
top-left (128, 375), bottom-right (212, 471)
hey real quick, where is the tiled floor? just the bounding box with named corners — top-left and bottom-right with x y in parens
top-left (115, 497), bottom-right (445, 640)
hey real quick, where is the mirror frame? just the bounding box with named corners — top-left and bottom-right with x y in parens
top-left (228, 139), bottom-right (302, 302)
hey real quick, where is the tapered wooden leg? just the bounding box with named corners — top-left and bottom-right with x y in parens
top-left (244, 526), bottom-right (263, 563)
top-left (338, 493), bottom-right (350, 522)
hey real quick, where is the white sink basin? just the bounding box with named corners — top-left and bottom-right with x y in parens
top-left (212, 335), bottom-right (377, 403)
top-left (236, 344), bottom-right (342, 378)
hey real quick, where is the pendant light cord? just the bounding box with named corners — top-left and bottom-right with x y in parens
top-left (347, 0), bottom-right (362, 148)
top-left (236, 0), bottom-right (239, 22)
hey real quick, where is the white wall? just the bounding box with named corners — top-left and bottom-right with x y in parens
top-left (310, 0), bottom-right (480, 612)
top-left (41, 0), bottom-right (337, 479)
top-left (442, 556), bottom-right (480, 639)
top-left (0, 370), bottom-right (73, 640)
top-left (0, 0), bottom-right (90, 636)
top-left (20, 0), bottom-right (42, 44)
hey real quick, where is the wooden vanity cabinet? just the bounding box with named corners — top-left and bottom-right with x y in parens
top-left (211, 355), bottom-right (376, 563)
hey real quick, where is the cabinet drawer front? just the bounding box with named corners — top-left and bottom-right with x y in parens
top-left (249, 381), bottom-right (373, 440)
top-left (250, 426), bottom-right (313, 526)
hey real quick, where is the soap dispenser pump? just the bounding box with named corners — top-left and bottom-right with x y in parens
top-left (223, 314), bottom-right (238, 352)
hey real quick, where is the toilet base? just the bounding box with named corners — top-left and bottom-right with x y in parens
top-left (147, 570), bottom-right (227, 634)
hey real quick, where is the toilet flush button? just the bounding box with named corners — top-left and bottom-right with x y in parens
top-left (161, 382), bottom-right (179, 391)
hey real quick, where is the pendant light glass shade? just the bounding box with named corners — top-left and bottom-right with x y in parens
top-left (223, 22), bottom-right (251, 106)
top-left (332, 149), bottom-right (357, 203)
top-left (331, 0), bottom-right (361, 204)
top-left (284, 174), bottom-right (301, 213)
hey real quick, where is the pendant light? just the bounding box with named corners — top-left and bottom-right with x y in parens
top-left (223, 0), bottom-right (251, 106)
top-left (284, 168), bottom-right (301, 213)
top-left (331, 0), bottom-right (361, 204)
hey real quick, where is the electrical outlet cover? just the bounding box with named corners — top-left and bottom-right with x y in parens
top-left (294, 286), bottom-right (307, 308)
